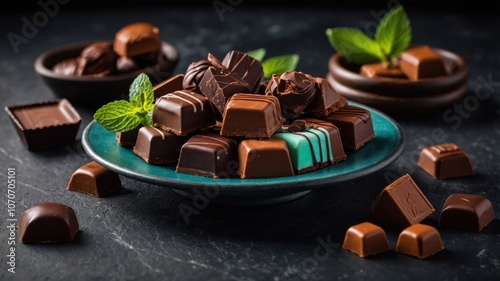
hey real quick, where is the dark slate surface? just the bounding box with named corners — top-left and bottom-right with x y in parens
top-left (1, 5), bottom-right (499, 281)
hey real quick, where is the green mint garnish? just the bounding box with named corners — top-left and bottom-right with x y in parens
top-left (247, 48), bottom-right (300, 78)
top-left (94, 73), bottom-right (155, 133)
top-left (325, 5), bottom-right (411, 64)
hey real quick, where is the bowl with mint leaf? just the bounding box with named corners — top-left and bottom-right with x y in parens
top-left (325, 5), bottom-right (468, 116)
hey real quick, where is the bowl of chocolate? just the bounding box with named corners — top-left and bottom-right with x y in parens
top-left (34, 22), bottom-right (179, 106)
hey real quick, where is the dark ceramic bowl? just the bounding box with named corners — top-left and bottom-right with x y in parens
top-left (326, 47), bottom-right (468, 116)
top-left (34, 40), bottom-right (179, 106)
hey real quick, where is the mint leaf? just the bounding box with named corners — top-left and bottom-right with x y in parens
top-left (129, 73), bottom-right (154, 108)
top-left (262, 54), bottom-right (299, 78)
top-left (246, 48), bottom-right (266, 62)
top-left (375, 5), bottom-right (411, 59)
top-left (326, 27), bottom-right (385, 64)
top-left (93, 100), bottom-right (141, 132)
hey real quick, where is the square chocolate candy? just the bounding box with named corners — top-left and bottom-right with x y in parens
top-left (342, 222), bottom-right (390, 258)
top-left (398, 45), bottom-right (448, 81)
top-left (133, 126), bottom-right (189, 165)
top-left (396, 223), bottom-right (444, 259)
top-left (418, 143), bottom-right (474, 179)
top-left (67, 161), bottom-right (123, 197)
top-left (4, 98), bottom-right (81, 151)
top-left (438, 193), bottom-right (495, 232)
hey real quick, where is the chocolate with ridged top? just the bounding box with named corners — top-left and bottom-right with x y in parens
top-left (222, 50), bottom-right (264, 93)
top-left (199, 67), bottom-right (250, 115)
top-left (182, 60), bottom-right (214, 93)
top-left (76, 42), bottom-right (117, 76)
top-left (304, 77), bottom-right (348, 117)
top-left (113, 22), bottom-right (161, 58)
top-left (299, 117), bottom-right (346, 164)
top-left (417, 143), bottom-right (474, 179)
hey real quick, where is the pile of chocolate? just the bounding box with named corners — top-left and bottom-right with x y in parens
top-left (121, 49), bottom-right (377, 179)
top-left (52, 22), bottom-right (166, 76)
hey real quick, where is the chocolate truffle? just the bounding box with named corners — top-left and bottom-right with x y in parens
top-left (398, 45), bottom-right (448, 81)
top-left (360, 62), bottom-right (407, 79)
top-left (438, 193), bottom-right (495, 232)
top-left (67, 161), bottom-right (123, 197)
top-left (52, 58), bottom-right (79, 75)
top-left (221, 50), bottom-right (264, 93)
top-left (182, 59), bottom-right (214, 93)
top-left (417, 143), bottom-right (474, 179)
top-left (133, 126), bottom-right (189, 165)
top-left (342, 222), bottom-right (390, 258)
top-left (266, 71), bottom-right (316, 120)
top-left (303, 77), bottom-right (348, 117)
top-left (153, 74), bottom-right (185, 100)
top-left (396, 224), bottom-right (444, 259)
top-left (113, 22), bottom-right (161, 58)
top-left (76, 42), bottom-right (117, 76)
top-left (238, 138), bottom-right (295, 179)
top-left (18, 202), bottom-right (80, 243)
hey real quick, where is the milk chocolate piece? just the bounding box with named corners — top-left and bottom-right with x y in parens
top-left (183, 60), bottom-right (214, 93)
top-left (299, 117), bottom-right (346, 164)
top-left (396, 224), bottom-right (444, 259)
top-left (438, 193), bottom-right (495, 232)
top-left (113, 22), bottom-right (161, 58)
top-left (76, 42), bottom-right (117, 76)
top-left (222, 50), bottom-right (264, 93)
top-left (342, 222), bottom-right (390, 258)
top-left (238, 138), bottom-right (295, 179)
top-left (116, 56), bottom-right (142, 74)
top-left (153, 73), bottom-right (185, 100)
top-left (133, 126), bottom-right (189, 165)
top-left (360, 62), bottom-right (407, 79)
top-left (67, 161), bottom-right (123, 197)
top-left (52, 58), bottom-right (79, 75)
top-left (199, 66), bottom-right (250, 115)
top-left (220, 93), bottom-right (284, 138)
top-left (398, 45), bottom-right (448, 81)
top-left (323, 105), bottom-right (375, 150)
top-left (265, 71), bottom-right (316, 119)
top-left (176, 133), bottom-right (238, 178)
top-left (18, 202), bottom-right (79, 243)
top-left (303, 77), bottom-right (348, 117)
top-left (4, 99), bottom-right (82, 151)
top-left (152, 90), bottom-right (217, 136)
top-left (116, 126), bottom-right (141, 147)
top-left (418, 143), bottom-right (474, 179)
top-left (371, 174), bottom-right (435, 230)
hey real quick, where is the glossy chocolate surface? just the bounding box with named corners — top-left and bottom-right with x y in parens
top-left (222, 50), bottom-right (264, 93)
top-left (303, 77), bottom-right (348, 117)
top-left (113, 22), bottom-right (161, 58)
top-left (116, 126), bottom-right (141, 147)
top-left (133, 126), bottom-right (188, 165)
top-left (360, 62), bottom-right (406, 79)
top-left (153, 73), bottom-right (185, 100)
top-left (399, 45), bottom-right (448, 81)
top-left (76, 42), bottom-right (117, 76)
top-left (299, 117), bottom-right (346, 164)
top-left (67, 161), bottom-right (123, 197)
top-left (371, 174), bottom-right (435, 230)
top-left (396, 224), bottom-right (444, 259)
top-left (438, 193), bottom-right (495, 232)
top-left (342, 222), bottom-right (390, 258)
top-left (418, 143), bottom-right (474, 179)
top-left (183, 59), bottom-right (214, 93)
top-left (18, 202), bottom-right (80, 243)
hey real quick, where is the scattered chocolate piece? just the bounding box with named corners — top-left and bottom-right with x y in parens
top-left (133, 126), bottom-right (189, 165)
top-left (299, 117), bottom-right (346, 164)
top-left (153, 73), bottom-right (185, 100)
top-left (438, 193), bottom-right (495, 232)
top-left (116, 126), bottom-right (141, 147)
top-left (17, 202), bottom-right (80, 243)
top-left (183, 59), bottom-right (214, 93)
top-left (396, 223), bottom-right (444, 259)
top-left (67, 161), bottom-right (123, 197)
top-left (4, 98), bottom-right (81, 151)
top-left (238, 138), bottom-right (295, 179)
top-left (371, 174), bottom-right (435, 230)
top-left (113, 22), bottom-right (161, 58)
top-left (303, 77), bottom-right (348, 117)
top-left (76, 42), bottom-right (117, 76)
top-left (342, 222), bottom-right (390, 258)
top-left (398, 45), bottom-right (448, 81)
top-left (418, 143), bottom-right (474, 179)
top-left (52, 58), bottom-right (79, 75)
top-left (221, 50), bottom-right (264, 93)
top-left (360, 62), bottom-right (407, 79)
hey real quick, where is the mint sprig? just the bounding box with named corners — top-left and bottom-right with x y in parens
top-left (94, 73), bottom-right (154, 132)
top-left (325, 5), bottom-right (411, 64)
top-left (247, 48), bottom-right (299, 78)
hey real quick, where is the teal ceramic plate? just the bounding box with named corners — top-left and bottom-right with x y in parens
top-left (82, 101), bottom-right (405, 205)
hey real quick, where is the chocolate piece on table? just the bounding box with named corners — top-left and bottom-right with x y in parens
top-left (273, 126), bottom-right (339, 173)
top-left (438, 193), bottom-right (495, 232)
top-left (113, 22), bottom-right (161, 58)
top-left (176, 133), bottom-right (238, 178)
top-left (52, 58), bottom-right (79, 75)
top-left (303, 77), bottom-right (348, 117)
top-left (153, 73), bottom-right (185, 100)
top-left (199, 66), bottom-right (250, 115)
top-left (398, 45), bottom-right (448, 81)
top-left (299, 117), bottom-right (346, 164)
top-left (371, 174), bottom-right (435, 230)
top-left (238, 138), bottom-right (295, 179)
top-left (342, 222), bottom-right (390, 258)
top-left (220, 93), bottom-right (283, 138)
top-left (76, 42), bottom-right (117, 76)
top-left (4, 98), bottom-right (81, 151)
top-left (133, 126), bottom-right (189, 165)
top-left (323, 105), bottom-right (375, 150)
top-left (116, 56), bottom-right (142, 74)
top-left (222, 50), bottom-right (264, 93)
top-left (396, 224), bottom-right (444, 259)
top-left (18, 202), bottom-right (79, 243)
top-left (183, 59), bottom-right (214, 93)
top-left (152, 90), bottom-right (217, 136)
top-left (265, 71), bottom-right (316, 120)
top-left (116, 126), bottom-right (141, 147)
top-left (67, 161), bottom-right (123, 197)
top-left (360, 62), bottom-right (407, 79)
top-left (417, 143), bottom-right (474, 179)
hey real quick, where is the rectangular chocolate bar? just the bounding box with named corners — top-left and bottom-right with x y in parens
top-left (4, 98), bottom-right (81, 151)
top-left (133, 126), bottom-right (189, 165)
